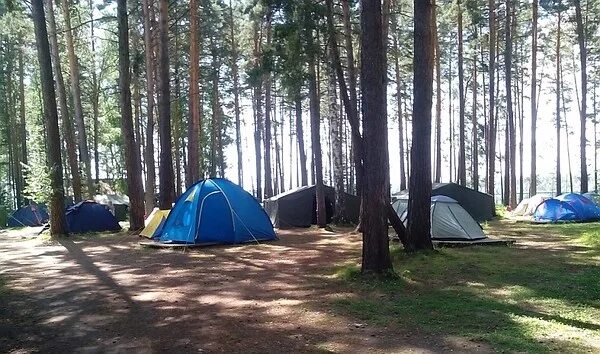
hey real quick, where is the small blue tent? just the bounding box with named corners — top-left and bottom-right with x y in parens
top-left (7, 204), bottom-right (49, 227)
top-left (533, 199), bottom-right (580, 223)
top-left (556, 193), bottom-right (600, 221)
top-left (66, 201), bottom-right (122, 233)
top-left (156, 178), bottom-right (277, 245)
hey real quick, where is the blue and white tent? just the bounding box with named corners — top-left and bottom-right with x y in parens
top-left (156, 178), bottom-right (277, 245)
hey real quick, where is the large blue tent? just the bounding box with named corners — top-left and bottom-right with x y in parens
top-left (66, 201), bottom-right (122, 233)
top-left (533, 199), bottom-right (579, 222)
top-left (556, 193), bottom-right (600, 220)
top-left (156, 178), bottom-right (277, 245)
top-left (7, 204), bottom-right (49, 227)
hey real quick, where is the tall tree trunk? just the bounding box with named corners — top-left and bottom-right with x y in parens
top-left (295, 95), bottom-right (308, 186)
top-left (434, 6), bottom-right (442, 183)
top-left (45, 0), bottom-right (81, 202)
top-left (457, 0), bottom-right (466, 186)
top-left (472, 52), bottom-right (479, 190)
top-left (89, 0), bottom-right (100, 184)
top-left (574, 0), bottom-right (588, 193)
top-left (396, 63), bottom-right (406, 191)
top-left (341, 0), bottom-right (363, 197)
top-left (307, 27), bottom-right (326, 228)
top-left (117, 0), bottom-right (145, 230)
top-left (360, 0), bottom-right (394, 274)
top-left (407, 0), bottom-right (434, 251)
top-left (157, 0), bottom-right (175, 209)
top-left (253, 20), bottom-right (263, 199)
top-left (330, 55), bottom-right (345, 222)
top-left (263, 11), bottom-right (274, 198)
top-left (556, 12), bottom-right (562, 195)
top-left (142, 0), bottom-right (157, 214)
top-left (18, 47), bottom-right (27, 204)
top-left (229, 0), bottom-right (243, 187)
top-left (486, 0), bottom-right (497, 201)
top-left (530, 0), bottom-right (538, 196)
top-left (32, 0), bottom-right (67, 236)
top-left (505, 0), bottom-right (516, 208)
top-left (187, 0), bottom-right (201, 186)
top-left (59, 0), bottom-right (93, 197)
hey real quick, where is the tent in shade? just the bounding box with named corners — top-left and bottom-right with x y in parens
top-left (156, 178), bottom-right (277, 244)
top-left (7, 203), bottom-right (49, 227)
top-left (140, 208), bottom-right (170, 238)
top-left (66, 201), bottom-right (122, 233)
top-left (393, 183), bottom-right (495, 221)
top-left (263, 185), bottom-right (336, 228)
top-left (556, 193), bottom-right (600, 221)
top-left (513, 194), bottom-right (549, 216)
top-left (397, 196), bottom-right (485, 240)
top-left (533, 199), bottom-right (579, 223)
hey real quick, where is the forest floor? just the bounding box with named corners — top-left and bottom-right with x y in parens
top-left (0, 220), bottom-right (599, 353)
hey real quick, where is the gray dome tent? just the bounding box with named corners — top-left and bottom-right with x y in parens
top-left (393, 183), bottom-right (495, 221)
top-left (394, 195), bottom-right (486, 241)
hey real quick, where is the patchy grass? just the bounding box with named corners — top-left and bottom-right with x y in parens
top-left (333, 221), bottom-right (600, 353)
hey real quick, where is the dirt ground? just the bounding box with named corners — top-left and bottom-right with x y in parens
top-left (0, 227), bottom-right (480, 353)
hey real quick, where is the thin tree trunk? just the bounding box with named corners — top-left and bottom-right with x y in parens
top-left (574, 0), bottom-right (588, 193)
top-left (486, 0), bottom-right (497, 200)
top-left (263, 10), bottom-right (274, 198)
top-left (229, 0), bottom-right (243, 187)
top-left (434, 6), bottom-right (442, 183)
top-left (556, 12), bottom-right (562, 195)
top-left (505, 0), bottom-right (516, 208)
top-left (294, 95), bottom-right (308, 186)
top-left (117, 0), bottom-right (145, 230)
top-left (472, 52), bottom-right (479, 190)
top-left (187, 0), bottom-right (200, 186)
top-left (59, 0), bottom-right (94, 197)
top-left (142, 0), bottom-right (156, 214)
top-left (157, 0), bottom-right (175, 209)
top-left (32, 0), bottom-right (67, 236)
top-left (89, 0), bottom-right (100, 184)
top-left (45, 0), bottom-right (81, 202)
top-left (530, 0), bottom-right (538, 196)
top-left (457, 0), bottom-right (466, 186)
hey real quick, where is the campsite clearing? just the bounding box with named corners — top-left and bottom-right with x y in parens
top-left (1, 221), bottom-right (599, 353)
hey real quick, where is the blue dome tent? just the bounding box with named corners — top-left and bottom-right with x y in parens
top-left (66, 201), bottom-right (122, 233)
top-left (533, 199), bottom-right (579, 223)
top-left (556, 193), bottom-right (600, 221)
top-left (156, 178), bottom-right (277, 245)
top-left (7, 203), bottom-right (49, 227)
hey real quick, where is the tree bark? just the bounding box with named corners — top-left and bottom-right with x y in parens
top-left (556, 12), bottom-right (562, 195)
top-left (407, 0), bottom-right (434, 251)
top-left (505, 0), bottom-right (516, 208)
top-left (263, 10), bottom-right (274, 198)
top-left (472, 52), bottom-right (479, 190)
top-left (117, 0), bottom-right (145, 230)
top-left (530, 0), bottom-right (538, 196)
top-left (142, 0), bottom-right (157, 214)
top-left (360, 0), bottom-right (394, 273)
top-left (574, 0), bottom-right (588, 192)
top-left (59, 0), bottom-right (94, 197)
top-left (32, 0), bottom-right (68, 237)
top-left (45, 0), bottom-right (81, 202)
top-left (157, 0), bottom-right (175, 209)
top-left (295, 95), bottom-right (308, 186)
top-left (457, 0), bottom-right (466, 186)
top-left (434, 6), bottom-right (442, 183)
top-left (307, 26), bottom-right (326, 228)
top-left (187, 0), bottom-right (201, 186)
top-left (229, 0), bottom-right (243, 187)
top-left (486, 0), bottom-right (497, 201)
